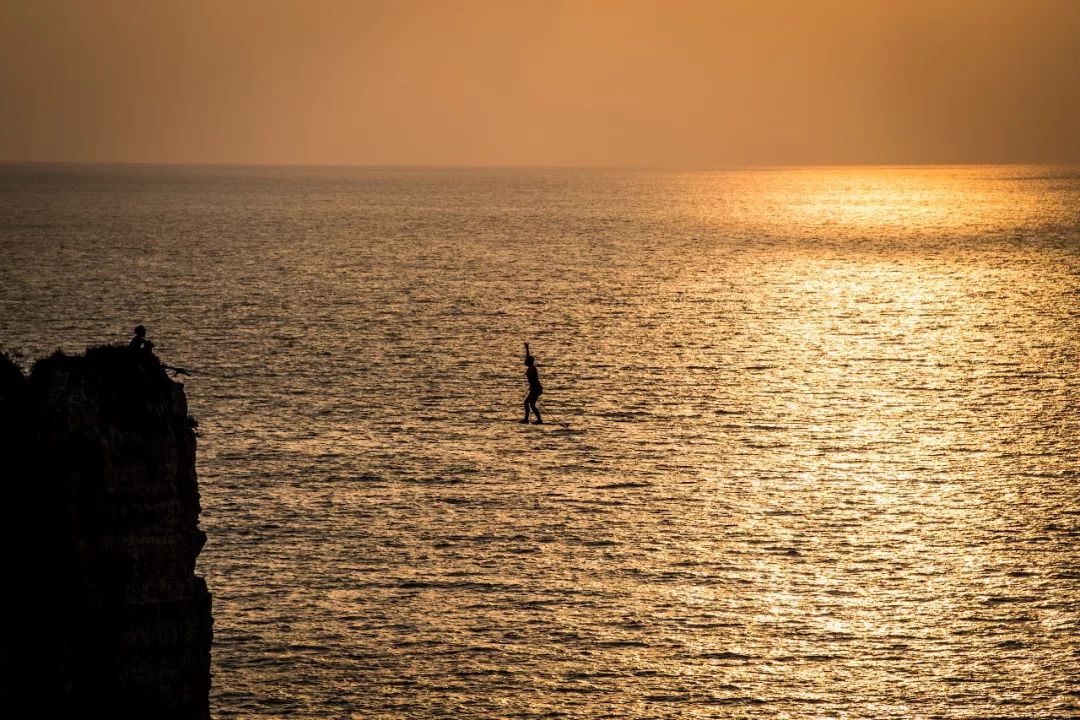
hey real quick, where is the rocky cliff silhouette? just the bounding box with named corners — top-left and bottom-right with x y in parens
top-left (0, 345), bottom-right (211, 719)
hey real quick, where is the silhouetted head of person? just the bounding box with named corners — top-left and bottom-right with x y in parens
top-left (133, 325), bottom-right (146, 338)
top-left (524, 355), bottom-right (534, 366)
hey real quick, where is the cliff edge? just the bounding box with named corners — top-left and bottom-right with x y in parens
top-left (0, 345), bottom-right (211, 719)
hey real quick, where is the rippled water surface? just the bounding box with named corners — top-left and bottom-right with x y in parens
top-left (2, 165), bottom-right (1079, 718)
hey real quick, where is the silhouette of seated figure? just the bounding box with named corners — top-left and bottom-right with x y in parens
top-left (128, 325), bottom-right (154, 353)
top-left (128, 325), bottom-right (191, 376)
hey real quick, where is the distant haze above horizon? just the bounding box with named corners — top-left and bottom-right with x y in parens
top-left (3, 0), bottom-right (1080, 167)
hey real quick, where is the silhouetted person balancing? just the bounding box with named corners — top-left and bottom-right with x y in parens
top-left (522, 342), bottom-right (543, 424)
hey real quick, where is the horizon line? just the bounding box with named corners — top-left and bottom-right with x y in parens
top-left (3, 159), bottom-right (1079, 172)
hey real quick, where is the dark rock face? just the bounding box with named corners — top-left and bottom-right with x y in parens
top-left (0, 346), bottom-right (211, 719)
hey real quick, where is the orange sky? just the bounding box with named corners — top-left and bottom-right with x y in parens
top-left (2, 0), bottom-right (1079, 166)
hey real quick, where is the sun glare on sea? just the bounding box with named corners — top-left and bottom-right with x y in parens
top-left (670, 166), bottom-right (1055, 246)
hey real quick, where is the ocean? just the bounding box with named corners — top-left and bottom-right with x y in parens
top-left (2, 164), bottom-right (1078, 718)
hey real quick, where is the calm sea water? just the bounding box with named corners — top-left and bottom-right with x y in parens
top-left (2, 164), bottom-right (1079, 718)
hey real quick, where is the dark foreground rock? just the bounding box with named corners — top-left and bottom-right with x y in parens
top-left (0, 346), bottom-right (211, 719)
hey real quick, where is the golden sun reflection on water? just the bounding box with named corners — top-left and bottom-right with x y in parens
top-left (638, 168), bottom-right (1079, 716)
top-left (675, 165), bottom-right (1074, 244)
top-left (766, 167), bottom-right (1035, 233)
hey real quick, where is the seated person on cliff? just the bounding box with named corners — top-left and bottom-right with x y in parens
top-left (128, 325), bottom-right (153, 352)
top-left (129, 325), bottom-right (190, 376)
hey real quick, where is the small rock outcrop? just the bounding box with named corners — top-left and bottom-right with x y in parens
top-left (0, 345), bottom-right (211, 719)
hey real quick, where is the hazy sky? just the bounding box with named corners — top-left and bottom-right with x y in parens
top-left (3, 0), bottom-right (1079, 166)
